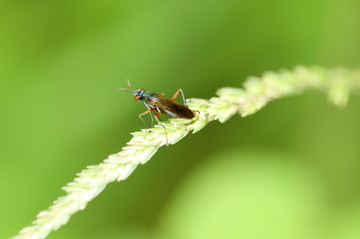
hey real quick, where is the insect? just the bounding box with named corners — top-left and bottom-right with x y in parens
top-left (120, 86), bottom-right (195, 145)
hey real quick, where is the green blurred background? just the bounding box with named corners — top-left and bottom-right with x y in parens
top-left (1, 0), bottom-right (360, 238)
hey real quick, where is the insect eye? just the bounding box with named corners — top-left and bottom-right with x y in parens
top-left (134, 89), bottom-right (145, 100)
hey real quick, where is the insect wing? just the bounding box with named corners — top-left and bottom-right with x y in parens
top-left (158, 99), bottom-right (194, 118)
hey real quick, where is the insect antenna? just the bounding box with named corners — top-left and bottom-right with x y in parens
top-left (119, 79), bottom-right (135, 93)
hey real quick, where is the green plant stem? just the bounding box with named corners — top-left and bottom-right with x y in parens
top-left (10, 66), bottom-right (360, 239)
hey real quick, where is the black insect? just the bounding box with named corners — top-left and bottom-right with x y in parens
top-left (120, 86), bottom-right (195, 144)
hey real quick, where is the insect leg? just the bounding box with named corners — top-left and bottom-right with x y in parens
top-left (138, 109), bottom-right (153, 127)
top-left (148, 110), bottom-right (155, 127)
top-left (170, 89), bottom-right (187, 105)
top-left (154, 112), bottom-right (169, 145)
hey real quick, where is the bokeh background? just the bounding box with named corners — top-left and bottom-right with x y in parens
top-left (1, 0), bottom-right (360, 238)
